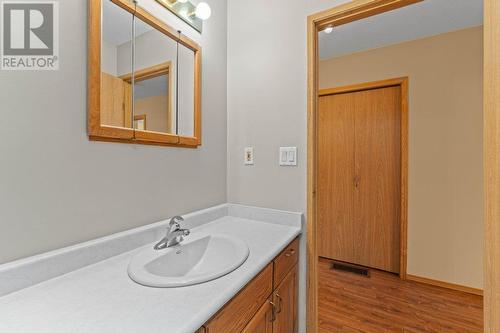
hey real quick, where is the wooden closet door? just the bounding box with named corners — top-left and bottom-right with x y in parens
top-left (318, 86), bottom-right (401, 273)
top-left (317, 92), bottom-right (356, 263)
top-left (354, 86), bottom-right (401, 273)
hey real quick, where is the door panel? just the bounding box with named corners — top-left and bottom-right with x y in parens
top-left (318, 85), bottom-right (401, 273)
top-left (318, 93), bottom-right (356, 262)
top-left (354, 86), bottom-right (401, 273)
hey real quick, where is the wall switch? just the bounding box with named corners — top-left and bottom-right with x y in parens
top-left (279, 147), bottom-right (297, 166)
top-left (244, 147), bottom-right (254, 165)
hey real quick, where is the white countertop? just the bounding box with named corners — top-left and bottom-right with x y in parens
top-left (0, 216), bottom-right (301, 333)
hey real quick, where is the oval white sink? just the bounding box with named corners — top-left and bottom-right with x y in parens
top-left (128, 234), bottom-right (249, 288)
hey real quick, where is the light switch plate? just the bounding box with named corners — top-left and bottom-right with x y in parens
top-left (279, 147), bottom-right (297, 166)
top-left (244, 147), bottom-right (254, 165)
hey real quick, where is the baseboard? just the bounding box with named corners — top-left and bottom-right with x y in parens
top-left (406, 274), bottom-right (483, 296)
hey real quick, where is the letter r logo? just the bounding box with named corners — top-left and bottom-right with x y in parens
top-left (2, 3), bottom-right (54, 56)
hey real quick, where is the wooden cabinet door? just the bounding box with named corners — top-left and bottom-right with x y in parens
top-left (242, 298), bottom-right (273, 333)
top-left (273, 266), bottom-right (297, 333)
top-left (205, 264), bottom-right (273, 333)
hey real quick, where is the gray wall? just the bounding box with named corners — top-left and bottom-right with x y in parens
top-left (226, 1), bottom-right (349, 332)
top-left (0, 0), bottom-right (228, 264)
top-left (227, 0), bottom-right (349, 212)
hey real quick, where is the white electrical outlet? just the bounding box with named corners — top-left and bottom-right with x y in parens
top-left (279, 147), bottom-right (297, 166)
top-left (244, 147), bottom-right (254, 165)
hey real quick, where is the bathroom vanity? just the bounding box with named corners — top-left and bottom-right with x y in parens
top-left (0, 205), bottom-right (302, 333)
top-left (198, 237), bottom-right (299, 333)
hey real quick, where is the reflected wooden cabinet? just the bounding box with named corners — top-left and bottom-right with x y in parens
top-left (101, 73), bottom-right (132, 128)
top-left (200, 238), bottom-right (299, 333)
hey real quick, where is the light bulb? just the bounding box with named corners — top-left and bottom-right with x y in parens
top-left (195, 2), bottom-right (211, 20)
top-left (324, 26), bottom-right (334, 34)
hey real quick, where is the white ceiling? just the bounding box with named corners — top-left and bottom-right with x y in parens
top-left (102, 0), bottom-right (154, 47)
top-left (319, 0), bottom-right (483, 60)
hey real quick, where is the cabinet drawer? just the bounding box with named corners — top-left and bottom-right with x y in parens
top-left (205, 263), bottom-right (273, 333)
top-left (273, 238), bottom-right (299, 287)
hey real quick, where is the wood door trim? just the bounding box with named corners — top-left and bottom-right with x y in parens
top-left (406, 274), bottom-right (484, 297)
top-left (319, 78), bottom-right (408, 277)
top-left (484, 0), bottom-right (500, 331)
top-left (318, 77), bottom-right (407, 96)
top-left (310, 0), bottom-right (424, 31)
top-left (120, 61), bottom-right (171, 83)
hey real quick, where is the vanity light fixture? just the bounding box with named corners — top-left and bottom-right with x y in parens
top-left (163, 0), bottom-right (188, 5)
top-left (194, 2), bottom-right (211, 20)
top-left (155, 0), bottom-right (211, 32)
top-left (186, 2), bottom-right (211, 20)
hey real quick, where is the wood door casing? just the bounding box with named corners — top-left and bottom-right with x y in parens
top-left (318, 85), bottom-right (402, 273)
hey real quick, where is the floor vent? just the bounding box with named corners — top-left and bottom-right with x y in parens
top-left (332, 262), bottom-right (370, 277)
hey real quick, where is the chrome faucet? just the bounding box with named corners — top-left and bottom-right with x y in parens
top-left (154, 216), bottom-right (190, 250)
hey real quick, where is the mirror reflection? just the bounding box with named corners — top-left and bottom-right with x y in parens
top-left (177, 43), bottom-right (195, 138)
top-left (99, 0), bottom-right (198, 139)
top-left (100, 0), bottom-right (133, 129)
top-left (133, 16), bottom-right (177, 135)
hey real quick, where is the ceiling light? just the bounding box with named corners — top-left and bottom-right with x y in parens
top-left (195, 2), bottom-right (211, 20)
top-left (324, 26), bottom-right (334, 34)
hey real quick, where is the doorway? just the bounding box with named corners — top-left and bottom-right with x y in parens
top-left (307, 0), bottom-right (498, 332)
top-left (317, 78), bottom-right (408, 276)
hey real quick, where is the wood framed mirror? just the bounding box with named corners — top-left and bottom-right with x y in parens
top-left (88, 0), bottom-right (201, 147)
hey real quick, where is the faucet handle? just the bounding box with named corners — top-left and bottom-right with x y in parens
top-left (169, 216), bottom-right (184, 228)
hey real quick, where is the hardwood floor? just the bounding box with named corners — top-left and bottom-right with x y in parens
top-left (318, 258), bottom-right (483, 333)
